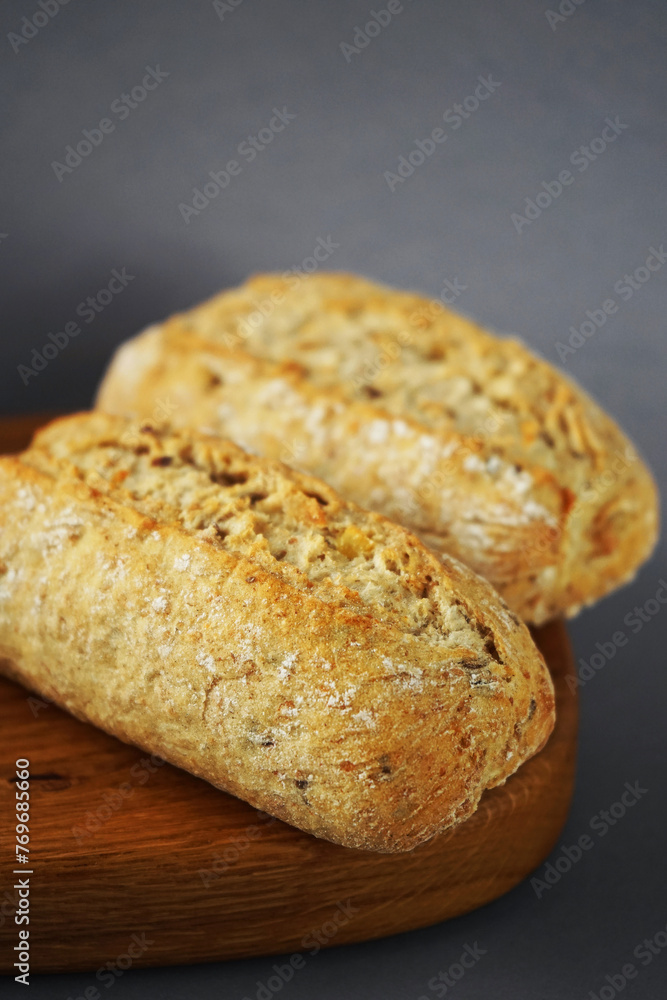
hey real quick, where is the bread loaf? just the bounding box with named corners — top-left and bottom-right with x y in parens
top-left (0, 412), bottom-right (554, 852)
top-left (96, 272), bottom-right (659, 624)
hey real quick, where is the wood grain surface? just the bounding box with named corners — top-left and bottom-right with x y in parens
top-left (0, 414), bottom-right (578, 973)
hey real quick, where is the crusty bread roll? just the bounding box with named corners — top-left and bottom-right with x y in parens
top-left (0, 413), bottom-right (554, 852)
top-left (96, 272), bottom-right (659, 624)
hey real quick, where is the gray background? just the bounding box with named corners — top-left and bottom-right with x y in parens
top-left (2, 0), bottom-right (666, 997)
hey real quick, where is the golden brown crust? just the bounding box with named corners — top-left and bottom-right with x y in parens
top-left (0, 413), bottom-right (554, 852)
top-left (96, 272), bottom-right (660, 623)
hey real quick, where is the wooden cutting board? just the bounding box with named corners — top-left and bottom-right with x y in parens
top-left (0, 414), bottom-right (578, 973)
